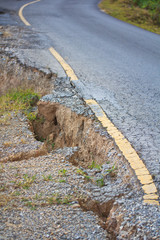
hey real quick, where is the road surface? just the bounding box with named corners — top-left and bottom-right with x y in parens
top-left (0, 0), bottom-right (160, 191)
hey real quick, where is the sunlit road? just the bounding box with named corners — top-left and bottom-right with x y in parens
top-left (0, 0), bottom-right (160, 190)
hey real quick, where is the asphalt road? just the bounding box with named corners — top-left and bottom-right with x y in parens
top-left (0, 0), bottom-right (160, 189)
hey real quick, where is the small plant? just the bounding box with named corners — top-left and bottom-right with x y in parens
top-left (0, 164), bottom-right (4, 173)
top-left (76, 169), bottom-right (92, 182)
top-left (0, 184), bottom-right (6, 192)
top-left (11, 191), bottom-right (21, 196)
top-left (34, 192), bottom-right (43, 200)
top-left (47, 193), bottom-right (62, 205)
top-left (58, 169), bottom-right (67, 176)
top-left (13, 180), bottom-right (22, 188)
top-left (76, 169), bottom-right (85, 175)
top-left (25, 201), bottom-right (36, 210)
top-left (46, 193), bottom-right (73, 206)
top-left (104, 165), bottom-right (118, 177)
top-left (12, 174), bottom-right (36, 189)
top-left (25, 111), bottom-right (37, 121)
top-left (39, 137), bottom-right (46, 142)
top-left (96, 178), bottom-right (105, 187)
top-left (22, 174), bottom-right (36, 189)
top-left (88, 161), bottom-right (102, 170)
top-left (42, 174), bottom-right (53, 181)
top-left (62, 195), bottom-right (72, 205)
top-left (46, 139), bottom-right (55, 151)
top-left (59, 179), bottom-right (66, 183)
top-left (84, 175), bottom-right (92, 181)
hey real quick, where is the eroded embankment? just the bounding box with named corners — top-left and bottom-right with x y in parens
top-left (0, 53), bottom-right (56, 96)
top-left (0, 54), bottom-right (159, 239)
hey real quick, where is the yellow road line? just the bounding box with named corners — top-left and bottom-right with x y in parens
top-left (18, 1), bottom-right (159, 205)
top-left (49, 47), bottom-right (78, 81)
top-left (19, 0), bottom-right (41, 26)
top-left (85, 99), bottom-right (159, 205)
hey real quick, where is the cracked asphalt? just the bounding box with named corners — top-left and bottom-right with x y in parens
top-left (0, 0), bottom-right (160, 192)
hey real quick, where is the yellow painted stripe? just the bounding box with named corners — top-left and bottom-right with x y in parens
top-left (18, 1), bottom-right (159, 206)
top-left (85, 99), bottom-right (159, 205)
top-left (19, 0), bottom-right (41, 26)
top-left (49, 47), bottom-right (78, 81)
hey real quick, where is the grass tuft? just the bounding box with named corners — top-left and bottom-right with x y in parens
top-left (0, 88), bottom-right (40, 123)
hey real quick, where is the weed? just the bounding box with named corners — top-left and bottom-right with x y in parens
top-left (76, 169), bottom-right (92, 182)
top-left (11, 191), bottom-right (21, 196)
top-left (39, 137), bottom-right (46, 142)
top-left (88, 161), bottom-right (102, 170)
top-left (84, 175), bottom-right (92, 181)
top-left (42, 174), bottom-right (53, 181)
top-left (46, 139), bottom-right (55, 151)
top-left (0, 164), bottom-right (4, 173)
top-left (47, 193), bottom-right (62, 205)
top-left (25, 201), bottom-right (36, 210)
top-left (12, 174), bottom-right (36, 189)
top-left (15, 172), bottom-right (20, 177)
top-left (96, 178), bottom-right (105, 187)
top-left (22, 174), bottom-right (36, 189)
top-left (46, 193), bottom-right (73, 205)
top-left (62, 195), bottom-right (72, 205)
top-left (13, 180), bottom-right (22, 188)
top-left (58, 179), bottom-right (66, 183)
top-left (0, 184), bottom-right (6, 192)
top-left (34, 192), bottom-right (43, 200)
top-left (104, 165), bottom-right (118, 177)
top-left (58, 169), bottom-right (67, 176)
top-left (25, 111), bottom-right (37, 121)
top-left (76, 169), bottom-right (85, 175)
top-left (21, 197), bottom-right (29, 202)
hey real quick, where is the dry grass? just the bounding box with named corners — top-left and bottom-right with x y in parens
top-left (0, 55), bottom-right (55, 97)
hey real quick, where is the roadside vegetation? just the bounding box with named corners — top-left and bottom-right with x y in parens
top-left (0, 88), bottom-right (40, 124)
top-left (99, 0), bottom-right (160, 34)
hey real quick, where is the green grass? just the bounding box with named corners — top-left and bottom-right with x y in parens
top-left (42, 174), bottom-right (53, 181)
top-left (0, 88), bottom-right (40, 122)
top-left (96, 178), bottom-right (105, 187)
top-left (76, 169), bottom-right (92, 182)
top-left (58, 179), bottom-right (66, 183)
top-left (11, 174), bottom-right (37, 190)
top-left (99, 0), bottom-right (160, 34)
top-left (58, 169), bottom-right (67, 177)
top-left (88, 161), bottom-right (102, 170)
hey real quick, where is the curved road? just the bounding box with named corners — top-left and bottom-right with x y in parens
top-left (1, 0), bottom-right (160, 190)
